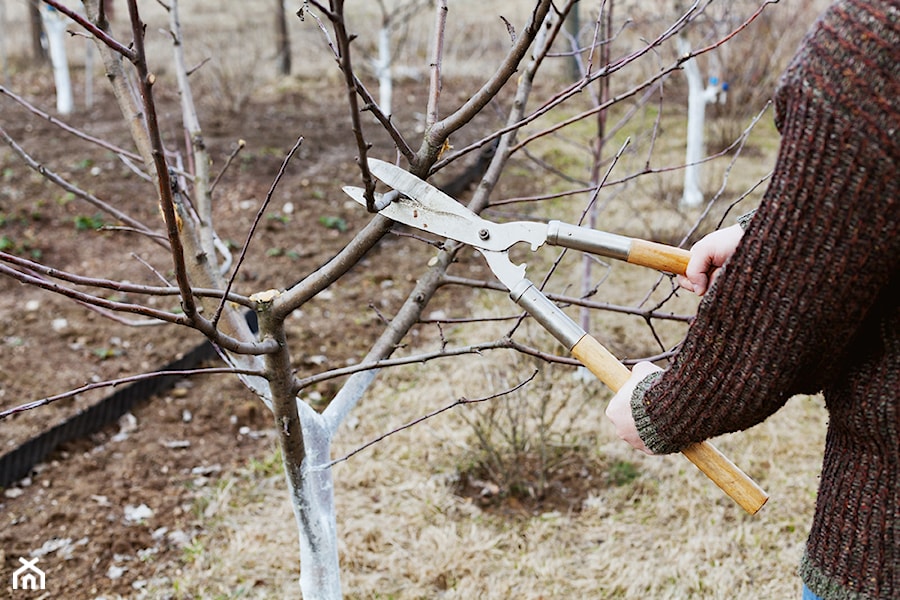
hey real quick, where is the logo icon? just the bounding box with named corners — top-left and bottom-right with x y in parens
top-left (12, 557), bottom-right (46, 591)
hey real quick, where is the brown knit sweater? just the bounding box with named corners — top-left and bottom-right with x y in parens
top-left (630, 2), bottom-right (898, 599)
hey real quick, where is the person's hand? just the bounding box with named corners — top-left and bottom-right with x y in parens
top-left (605, 361), bottom-right (663, 454)
top-left (677, 224), bottom-right (744, 296)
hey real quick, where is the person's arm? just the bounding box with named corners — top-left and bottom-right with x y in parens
top-left (608, 216), bottom-right (754, 451)
top-left (609, 100), bottom-right (898, 455)
top-left (605, 361), bottom-right (661, 453)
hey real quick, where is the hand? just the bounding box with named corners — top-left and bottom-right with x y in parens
top-left (677, 224), bottom-right (744, 296)
top-left (605, 361), bottom-right (663, 454)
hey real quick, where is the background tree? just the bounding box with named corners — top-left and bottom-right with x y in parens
top-left (275, 0), bottom-right (292, 76)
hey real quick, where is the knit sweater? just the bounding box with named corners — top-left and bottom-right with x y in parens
top-left (630, 2), bottom-right (898, 599)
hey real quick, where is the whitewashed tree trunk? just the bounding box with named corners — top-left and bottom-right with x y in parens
top-left (376, 23), bottom-right (392, 117)
top-left (41, 7), bottom-right (73, 115)
top-left (293, 401), bottom-right (341, 600)
top-left (84, 37), bottom-right (94, 109)
top-left (678, 36), bottom-right (723, 207)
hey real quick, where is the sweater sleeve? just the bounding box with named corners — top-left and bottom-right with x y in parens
top-left (633, 0), bottom-right (900, 455)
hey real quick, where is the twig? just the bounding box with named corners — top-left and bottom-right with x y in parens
top-left (440, 274), bottom-right (693, 322)
top-left (210, 139), bottom-right (246, 194)
top-left (0, 262), bottom-right (189, 324)
top-left (42, 0), bottom-right (136, 60)
top-left (213, 136), bottom-right (304, 327)
top-left (310, 1), bottom-right (378, 210)
top-left (316, 370), bottom-right (539, 470)
top-left (0, 366), bottom-right (265, 420)
top-left (426, 0), bottom-right (553, 156)
top-left (424, 0), bottom-right (448, 130)
top-left (0, 250), bottom-right (252, 304)
top-left (293, 339), bottom-right (511, 392)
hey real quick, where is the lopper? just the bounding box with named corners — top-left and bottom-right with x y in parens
top-left (344, 158), bottom-right (768, 514)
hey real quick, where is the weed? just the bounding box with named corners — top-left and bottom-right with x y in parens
top-left (74, 214), bottom-right (106, 231)
top-left (0, 235), bottom-right (42, 258)
top-left (182, 540), bottom-right (204, 564)
top-left (266, 212), bottom-right (291, 225)
top-left (456, 358), bottom-right (601, 512)
top-left (318, 215), bottom-right (348, 232)
top-left (93, 347), bottom-right (123, 360)
top-left (607, 459), bottom-right (641, 486)
top-left (247, 448), bottom-right (283, 478)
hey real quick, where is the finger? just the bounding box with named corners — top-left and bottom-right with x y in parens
top-left (684, 255), bottom-right (712, 296)
top-left (676, 275), bottom-right (695, 293)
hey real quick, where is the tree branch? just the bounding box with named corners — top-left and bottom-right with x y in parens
top-left (42, 0), bottom-right (136, 60)
top-left (0, 366), bottom-right (265, 421)
top-left (124, 0), bottom-right (197, 321)
top-left (423, 0), bottom-right (553, 163)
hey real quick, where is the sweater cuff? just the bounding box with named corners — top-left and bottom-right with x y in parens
top-left (628, 370), bottom-right (681, 454)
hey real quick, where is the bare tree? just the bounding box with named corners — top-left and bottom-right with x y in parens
top-left (0, 0), bottom-right (785, 597)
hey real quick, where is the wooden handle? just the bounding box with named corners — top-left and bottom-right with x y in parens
top-left (628, 239), bottom-right (691, 275)
top-left (571, 334), bottom-right (768, 515)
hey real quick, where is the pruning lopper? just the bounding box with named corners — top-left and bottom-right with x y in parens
top-left (343, 158), bottom-right (768, 514)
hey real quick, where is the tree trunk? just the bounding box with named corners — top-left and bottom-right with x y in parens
top-left (29, 2), bottom-right (47, 62)
top-left (274, 0), bottom-right (291, 76)
top-left (564, 0), bottom-right (580, 81)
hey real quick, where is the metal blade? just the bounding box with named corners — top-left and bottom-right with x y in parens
top-left (476, 249), bottom-right (527, 290)
top-left (342, 186), bottom-right (496, 249)
top-left (353, 158), bottom-right (549, 252)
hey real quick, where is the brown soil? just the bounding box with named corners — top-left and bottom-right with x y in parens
top-left (0, 65), bottom-right (599, 598)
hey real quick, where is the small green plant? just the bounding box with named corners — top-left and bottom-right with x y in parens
top-left (266, 247), bottom-right (300, 259)
top-left (182, 540), bottom-right (205, 564)
top-left (93, 347), bottom-right (123, 360)
top-left (607, 459), bottom-right (641, 486)
top-left (318, 215), bottom-right (348, 232)
top-left (247, 448), bottom-right (283, 478)
top-left (75, 214), bottom-right (106, 231)
top-left (266, 212), bottom-right (291, 224)
top-left (0, 235), bottom-right (41, 259)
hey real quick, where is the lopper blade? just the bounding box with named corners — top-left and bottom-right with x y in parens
top-left (343, 158), bottom-right (548, 252)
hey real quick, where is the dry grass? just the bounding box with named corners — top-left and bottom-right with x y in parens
top-left (160, 354), bottom-right (826, 598)
top-left (161, 257), bottom-right (824, 599)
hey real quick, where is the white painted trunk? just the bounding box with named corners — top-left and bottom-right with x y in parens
top-left (42, 8), bottom-right (73, 115)
top-left (678, 37), bottom-right (722, 208)
top-left (292, 401), bottom-right (342, 599)
top-left (376, 25), bottom-right (392, 117)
